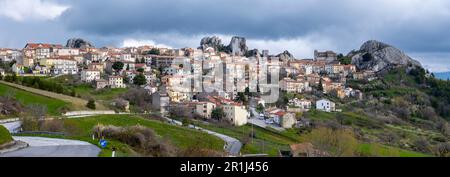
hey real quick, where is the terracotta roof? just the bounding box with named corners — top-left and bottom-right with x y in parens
top-left (25, 43), bottom-right (63, 49)
top-left (206, 96), bottom-right (242, 106)
top-left (274, 111), bottom-right (286, 117)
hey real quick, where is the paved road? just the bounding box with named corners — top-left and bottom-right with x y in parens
top-left (200, 128), bottom-right (242, 156)
top-left (249, 107), bottom-right (285, 131)
top-left (0, 136), bottom-right (101, 157)
top-left (1, 121), bottom-right (100, 157)
top-left (0, 121), bottom-right (21, 133)
top-left (163, 117), bottom-right (242, 156)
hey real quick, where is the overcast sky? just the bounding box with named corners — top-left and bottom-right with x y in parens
top-left (0, 0), bottom-right (449, 72)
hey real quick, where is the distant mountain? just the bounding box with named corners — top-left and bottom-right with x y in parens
top-left (434, 72), bottom-right (450, 80)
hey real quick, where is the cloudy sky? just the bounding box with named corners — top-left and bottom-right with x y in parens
top-left (1, 0), bottom-right (450, 72)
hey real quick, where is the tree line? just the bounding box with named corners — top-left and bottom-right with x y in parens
top-left (2, 75), bottom-right (77, 97)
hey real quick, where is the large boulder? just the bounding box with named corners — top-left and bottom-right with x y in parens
top-left (276, 50), bottom-right (295, 61)
top-left (227, 36), bottom-right (248, 56)
top-left (66, 38), bottom-right (94, 49)
top-left (246, 49), bottom-right (261, 58)
top-left (199, 36), bottom-right (224, 52)
top-left (349, 40), bottom-right (422, 72)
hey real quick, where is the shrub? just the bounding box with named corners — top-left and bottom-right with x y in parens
top-left (434, 143), bottom-right (450, 157)
top-left (21, 117), bottom-right (40, 131)
top-left (418, 106), bottom-right (438, 120)
top-left (86, 99), bottom-right (96, 110)
top-left (92, 125), bottom-right (177, 157)
top-left (122, 88), bottom-right (152, 113)
top-left (413, 138), bottom-right (431, 153)
top-left (0, 96), bottom-right (23, 115)
top-left (182, 118), bottom-right (191, 127)
top-left (41, 119), bottom-right (65, 132)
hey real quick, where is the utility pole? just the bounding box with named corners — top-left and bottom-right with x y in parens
top-left (251, 121), bottom-right (254, 143)
top-left (263, 139), bottom-right (265, 154)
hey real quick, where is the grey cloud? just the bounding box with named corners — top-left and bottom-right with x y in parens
top-left (58, 0), bottom-right (450, 54)
top-left (1, 0), bottom-right (450, 72)
top-left (61, 0), bottom-right (353, 38)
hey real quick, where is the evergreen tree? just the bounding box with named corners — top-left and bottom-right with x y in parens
top-left (256, 103), bottom-right (265, 113)
top-left (133, 73), bottom-right (147, 86)
top-left (86, 99), bottom-right (96, 110)
top-left (318, 79), bottom-right (324, 92)
top-left (112, 61), bottom-right (124, 72)
top-left (211, 108), bottom-right (225, 120)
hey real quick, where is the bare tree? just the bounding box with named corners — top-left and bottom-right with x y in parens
top-left (26, 104), bottom-right (47, 120)
top-left (305, 127), bottom-right (358, 157)
top-left (21, 104), bottom-right (48, 131)
top-left (413, 138), bottom-right (431, 153)
top-left (434, 143), bottom-right (450, 157)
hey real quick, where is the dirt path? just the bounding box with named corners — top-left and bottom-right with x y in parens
top-left (0, 81), bottom-right (107, 110)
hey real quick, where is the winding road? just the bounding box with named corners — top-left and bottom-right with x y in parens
top-left (0, 136), bottom-right (101, 157)
top-left (1, 113), bottom-right (242, 157)
top-left (163, 117), bottom-right (242, 156)
top-left (1, 121), bottom-right (100, 157)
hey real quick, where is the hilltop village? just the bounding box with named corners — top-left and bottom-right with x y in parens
top-left (0, 37), bottom-right (372, 129)
top-left (1, 36), bottom-right (450, 158)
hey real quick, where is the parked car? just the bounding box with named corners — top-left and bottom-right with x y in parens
top-left (258, 114), bottom-right (265, 120)
top-left (265, 119), bottom-right (274, 124)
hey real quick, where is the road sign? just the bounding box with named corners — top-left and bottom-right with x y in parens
top-left (99, 139), bottom-right (108, 148)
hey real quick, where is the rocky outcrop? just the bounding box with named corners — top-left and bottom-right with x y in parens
top-left (66, 38), bottom-right (94, 49)
top-left (245, 49), bottom-right (261, 58)
top-left (198, 36), bottom-right (249, 56)
top-left (199, 36), bottom-right (223, 52)
top-left (227, 36), bottom-right (248, 56)
top-left (349, 40), bottom-right (422, 73)
top-left (276, 50), bottom-right (295, 61)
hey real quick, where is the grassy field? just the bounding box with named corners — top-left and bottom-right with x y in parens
top-left (72, 84), bottom-right (128, 101)
top-left (194, 122), bottom-right (300, 156)
top-left (0, 81), bottom-right (108, 111)
top-left (304, 109), bottom-right (337, 121)
top-left (0, 125), bottom-right (13, 145)
top-left (48, 115), bottom-right (225, 156)
top-left (48, 76), bottom-right (128, 109)
top-left (358, 143), bottom-right (431, 157)
top-left (303, 109), bottom-right (433, 157)
top-left (0, 83), bottom-right (69, 115)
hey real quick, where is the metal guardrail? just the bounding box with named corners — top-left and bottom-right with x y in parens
top-left (13, 131), bottom-right (66, 136)
top-left (0, 118), bottom-right (20, 124)
top-left (64, 111), bottom-right (116, 116)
